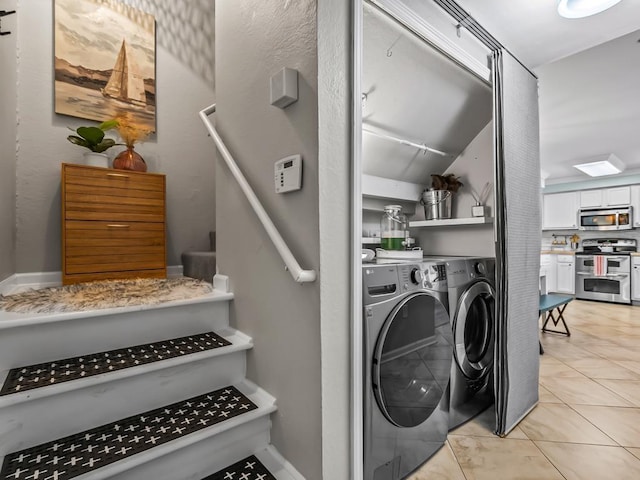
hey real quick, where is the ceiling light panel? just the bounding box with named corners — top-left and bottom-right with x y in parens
top-left (573, 160), bottom-right (622, 176)
top-left (557, 0), bottom-right (622, 19)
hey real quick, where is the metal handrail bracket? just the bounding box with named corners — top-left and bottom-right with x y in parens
top-left (199, 104), bottom-right (316, 283)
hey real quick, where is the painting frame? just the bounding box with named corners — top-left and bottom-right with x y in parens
top-left (54, 0), bottom-right (156, 132)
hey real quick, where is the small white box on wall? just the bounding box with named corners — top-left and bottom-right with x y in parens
top-left (270, 67), bottom-right (298, 109)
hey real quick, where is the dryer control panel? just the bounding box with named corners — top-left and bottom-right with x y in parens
top-left (398, 263), bottom-right (447, 292)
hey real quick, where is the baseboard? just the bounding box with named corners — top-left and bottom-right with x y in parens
top-left (0, 274), bottom-right (17, 295)
top-left (167, 265), bottom-right (184, 278)
top-left (1, 267), bottom-right (185, 293)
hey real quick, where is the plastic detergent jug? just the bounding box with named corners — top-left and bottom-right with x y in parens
top-left (380, 205), bottom-right (408, 250)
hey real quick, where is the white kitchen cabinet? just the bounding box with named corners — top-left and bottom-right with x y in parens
top-left (555, 255), bottom-right (575, 295)
top-left (540, 254), bottom-right (557, 294)
top-left (579, 190), bottom-right (602, 208)
top-left (579, 186), bottom-right (631, 208)
top-left (543, 192), bottom-right (578, 230)
top-left (632, 185), bottom-right (640, 228)
top-left (633, 257), bottom-right (640, 302)
top-left (606, 186), bottom-right (632, 206)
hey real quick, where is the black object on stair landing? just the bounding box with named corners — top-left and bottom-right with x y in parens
top-left (0, 332), bottom-right (231, 396)
top-left (0, 386), bottom-right (258, 480)
top-left (202, 454), bottom-right (277, 480)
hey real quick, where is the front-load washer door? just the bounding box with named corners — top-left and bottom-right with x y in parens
top-left (372, 292), bottom-right (452, 428)
top-left (453, 280), bottom-right (495, 381)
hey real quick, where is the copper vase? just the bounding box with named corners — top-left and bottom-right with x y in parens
top-left (113, 146), bottom-right (147, 172)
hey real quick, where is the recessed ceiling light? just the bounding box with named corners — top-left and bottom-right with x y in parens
top-left (558, 0), bottom-right (622, 19)
top-left (574, 154), bottom-right (625, 176)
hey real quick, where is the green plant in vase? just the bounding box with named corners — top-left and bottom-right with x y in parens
top-left (67, 120), bottom-right (119, 168)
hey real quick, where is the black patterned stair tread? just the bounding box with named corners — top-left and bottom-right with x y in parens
top-left (0, 332), bottom-right (231, 396)
top-left (202, 454), bottom-right (277, 480)
top-left (0, 386), bottom-right (258, 480)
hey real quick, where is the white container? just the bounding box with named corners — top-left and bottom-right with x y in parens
top-left (83, 152), bottom-right (109, 168)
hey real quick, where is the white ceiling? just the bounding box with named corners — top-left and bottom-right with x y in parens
top-left (454, 0), bottom-right (640, 182)
top-left (454, 0), bottom-right (640, 68)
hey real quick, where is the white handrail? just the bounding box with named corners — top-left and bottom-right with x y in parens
top-left (199, 104), bottom-right (317, 283)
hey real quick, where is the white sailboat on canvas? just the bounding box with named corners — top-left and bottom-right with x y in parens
top-left (102, 39), bottom-right (147, 107)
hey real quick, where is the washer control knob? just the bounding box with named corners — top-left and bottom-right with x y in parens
top-left (474, 262), bottom-right (486, 275)
top-left (410, 268), bottom-right (424, 285)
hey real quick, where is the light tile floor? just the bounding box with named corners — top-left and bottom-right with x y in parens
top-left (410, 299), bottom-right (640, 480)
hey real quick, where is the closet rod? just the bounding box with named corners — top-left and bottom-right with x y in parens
top-left (362, 127), bottom-right (450, 157)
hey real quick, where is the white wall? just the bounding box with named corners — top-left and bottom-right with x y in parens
top-left (413, 122), bottom-right (496, 257)
top-left (0, 0), bottom-right (17, 282)
top-left (15, 0), bottom-right (216, 273)
top-left (318, 0), bottom-right (351, 478)
top-left (215, 1), bottom-right (322, 479)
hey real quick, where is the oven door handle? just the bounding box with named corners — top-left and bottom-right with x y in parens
top-left (576, 272), bottom-right (629, 279)
top-left (576, 256), bottom-right (628, 261)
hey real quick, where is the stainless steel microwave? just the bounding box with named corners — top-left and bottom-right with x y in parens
top-left (578, 206), bottom-right (633, 231)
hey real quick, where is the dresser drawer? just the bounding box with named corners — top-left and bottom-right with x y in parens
top-left (64, 164), bottom-right (165, 223)
top-left (64, 195), bottom-right (164, 223)
top-left (65, 220), bottom-right (165, 245)
top-left (63, 164), bottom-right (164, 191)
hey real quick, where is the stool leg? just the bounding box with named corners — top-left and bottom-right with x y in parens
top-left (556, 303), bottom-right (571, 336)
top-left (541, 304), bottom-right (571, 336)
top-left (538, 311), bottom-right (545, 354)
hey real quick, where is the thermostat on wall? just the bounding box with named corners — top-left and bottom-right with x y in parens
top-left (275, 154), bottom-right (302, 193)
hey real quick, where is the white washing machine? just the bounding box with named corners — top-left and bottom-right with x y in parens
top-left (363, 261), bottom-right (452, 480)
top-left (443, 257), bottom-right (496, 429)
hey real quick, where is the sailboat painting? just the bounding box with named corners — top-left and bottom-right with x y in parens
top-left (102, 39), bottom-right (148, 107)
top-left (54, 0), bottom-right (156, 131)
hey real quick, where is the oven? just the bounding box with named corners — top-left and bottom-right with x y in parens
top-left (575, 254), bottom-right (631, 304)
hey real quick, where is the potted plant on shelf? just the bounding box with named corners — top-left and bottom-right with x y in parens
top-left (112, 114), bottom-right (153, 172)
top-left (66, 120), bottom-right (119, 168)
top-left (420, 174), bottom-right (464, 220)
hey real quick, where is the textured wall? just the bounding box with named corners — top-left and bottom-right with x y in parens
top-left (317, 0), bottom-right (351, 478)
top-left (103, 0), bottom-right (215, 86)
top-left (215, 1), bottom-right (322, 478)
top-left (15, 0), bottom-right (216, 273)
top-left (413, 122), bottom-right (496, 258)
top-left (0, 0), bottom-right (17, 282)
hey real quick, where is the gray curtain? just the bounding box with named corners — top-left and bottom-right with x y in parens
top-left (493, 49), bottom-right (541, 436)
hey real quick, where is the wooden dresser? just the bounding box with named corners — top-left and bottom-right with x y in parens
top-left (61, 163), bottom-right (167, 285)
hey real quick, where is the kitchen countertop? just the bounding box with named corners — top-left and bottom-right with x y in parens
top-left (632, 252), bottom-right (640, 257)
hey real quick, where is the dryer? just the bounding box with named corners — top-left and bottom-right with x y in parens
top-left (363, 261), bottom-right (452, 480)
top-left (444, 257), bottom-right (496, 430)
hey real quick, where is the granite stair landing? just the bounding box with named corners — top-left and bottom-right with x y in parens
top-left (0, 278), bottom-right (304, 480)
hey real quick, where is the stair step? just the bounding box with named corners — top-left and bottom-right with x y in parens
top-left (1, 332), bottom-right (231, 397)
top-left (202, 454), bottom-right (276, 480)
top-left (200, 445), bottom-right (305, 480)
top-left (0, 291), bottom-right (234, 371)
top-left (0, 383), bottom-right (276, 480)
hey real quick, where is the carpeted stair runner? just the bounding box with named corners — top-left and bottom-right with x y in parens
top-left (0, 332), bottom-right (231, 396)
top-left (202, 454), bottom-right (277, 480)
top-left (0, 386), bottom-right (258, 480)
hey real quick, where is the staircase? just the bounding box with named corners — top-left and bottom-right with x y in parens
top-left (0, 276), bottom-right (304, 480)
